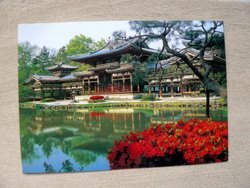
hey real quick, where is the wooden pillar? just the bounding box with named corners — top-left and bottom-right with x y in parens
top-left (62, 88), bottom-right (64, 100)
top-left (62, 86), bottom-right (66, 100)
top-left (123, 75), bottom-right (125, 93)
top-left (171, 78), bottom-right (174, 98)
top-left (137, 84), bottom-right (140, 93)
top-left (97, 77), bottom-right (100, 94)
top-left (117, 80), bottom-right (120, 92)
top-left (70, 86), bottom-right (73, 99)
top-left (94, 82), bottom-right (97, 94)
top-left (59, 87), bottom-right (62, 100)
top-left (148, 83), bottom-right (151, 93)
top-left (63, 88), bottom-right (67, 100)
top-left (111, 74), bottom-right (114, 93)
top-left (82, 79), bottom-right (85, 95)
top-left (180, 75), bottom-right (183, 97)
top-left (88, 78), bottom-right (90, 95)
top-left (41, 86), bottom-right (44, 100)
top-left (32, 89), bottom-right (35, 101)
top-left (159, 83), bottom-right (162, 98)
top-left (51, 86), bottom-right (54, 98)
top-left (130, 74), bottom-right (133, 92)
top-left (82, 86), bottom-right (85, 95)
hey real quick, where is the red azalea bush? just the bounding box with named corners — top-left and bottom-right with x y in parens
top-left (88, 95), bottom-right (105, 103)
top-left (90, 95), bottom-right (104, 100)
top-left (108, 118), bottom-right (228, 169)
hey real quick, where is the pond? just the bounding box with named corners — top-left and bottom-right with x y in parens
top-left (20, 107), bottom-right (227, 173)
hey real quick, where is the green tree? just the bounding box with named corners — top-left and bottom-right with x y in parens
top-left (55, 46), bottom-right (69, 63)
top-left (32, 46), bottom-right (55, 74)
top-left (65, 34), bottom-right (106, 56)
top-left (18, 42), bottom-right (39, 101)
top-left (65, 34), bottom-right (106, 71)
top-left (18, 43), bottom-right (56, 101)
top-left (94, 38), bottom-right (106, 49)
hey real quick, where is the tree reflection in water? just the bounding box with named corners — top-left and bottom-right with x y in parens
top-left (44, 160), bottom-right (78, 173)
top-left (20, 107), bottom-right (228, 173)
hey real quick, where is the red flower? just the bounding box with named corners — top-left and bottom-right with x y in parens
top-left (90, 95), bottom-right (104, 100)
top-left (108, 118), bottom-right (228, 168)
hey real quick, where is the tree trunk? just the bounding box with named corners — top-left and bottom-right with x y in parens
top-left (180, 76), bottom-right (183, 97)
top-left (206, 89), bottom-right (210, 118)
top-left (170, 78), bottom-right (174, 98)
top-left (159, 83), bottom-right (162, 98)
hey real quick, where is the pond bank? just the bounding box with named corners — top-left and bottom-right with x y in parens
top-left (19, 97), bottom-right (227, 110)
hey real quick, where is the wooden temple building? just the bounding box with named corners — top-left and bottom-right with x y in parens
top-left (147, 48), bottom-right (226, 97)
top-left (67, 37), bottom-right (159, 94)
top-left (25, 37), bottom-right (159, 100)
top-left (25, 36), bottom-right (225, 100)
top-left (25, 63), bottom-right (83, 100)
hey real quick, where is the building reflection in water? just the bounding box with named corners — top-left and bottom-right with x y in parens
top-left (20, 107), bottom-right (227, 173)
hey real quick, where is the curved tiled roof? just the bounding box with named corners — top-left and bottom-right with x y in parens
top-left (25, 74), bottom-right (78, 84)
top-left (47, 62), bottom-right (78, 71)
top-left (89, 62), bottom-right (119, 71)
top-left (72, 71), bottom-right (95, 77)
top-left (67, 37), bottom-right (159, 63)
top-left (167, 48), bottom-right (226, 65)
top-left (105, 64), bottom-right (134, 73)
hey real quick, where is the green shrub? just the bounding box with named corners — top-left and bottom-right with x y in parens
top-left (141, 94), bottom-right (155, 101)
top-left (41, 98), bottom-right (55, 102)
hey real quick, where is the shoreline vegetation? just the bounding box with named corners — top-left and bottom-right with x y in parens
top-left (19, 97), bottom-right (227, 110)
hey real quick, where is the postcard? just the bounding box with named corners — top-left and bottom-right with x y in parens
top-left (18, 20), bottom-right (228, 173)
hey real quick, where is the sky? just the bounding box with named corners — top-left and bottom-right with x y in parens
top-left (18, 20), bottom-right (224, 53)
top-left (18, 21), bottom-right (162, 51)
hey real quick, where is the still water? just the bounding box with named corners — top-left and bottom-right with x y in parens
top-left (20, 107), bottom-right (227, 173)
